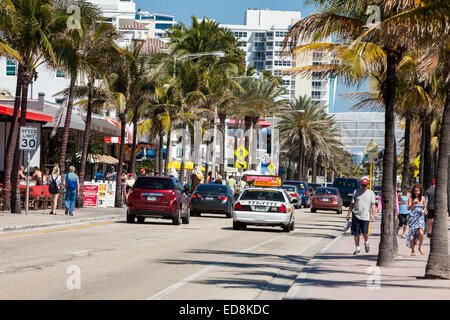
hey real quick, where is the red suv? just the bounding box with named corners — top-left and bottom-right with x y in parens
top-left (127, 177), bottom-right (190, 225)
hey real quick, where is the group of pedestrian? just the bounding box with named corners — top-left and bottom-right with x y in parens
top-left (45, 164), bottom-right (79, 216)
top-left (346, 177), bottom-right (436, 257)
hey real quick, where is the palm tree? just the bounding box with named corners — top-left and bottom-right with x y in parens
top-left (278, 96), bottom-right (341, 181)
top-left (0, 0), bottom-right (66, 212)
top-left (53, 0), bottom-right (102, 207)
top-left (283, 0), bottom-right (447, 267)
top-left (233, 78), bottom-right (288, 170)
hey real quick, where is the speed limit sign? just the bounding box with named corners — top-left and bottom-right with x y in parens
top-left (19, 127), bottom-right (38, 150)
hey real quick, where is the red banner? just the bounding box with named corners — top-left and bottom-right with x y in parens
top-left (83, 184), bottom-right (99, 194)
top-left (83, 194), bottom-right (98, 208)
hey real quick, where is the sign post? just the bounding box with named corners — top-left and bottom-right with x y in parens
top-left (19, 127), bottom-right (38, 215)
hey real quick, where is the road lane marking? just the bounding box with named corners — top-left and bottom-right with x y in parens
top-left (0, 222), bottom-right (116, 239)
top-left (70, 250), bottom-right (89, 256)
top-left (146, 234), bottom-right (286, 300)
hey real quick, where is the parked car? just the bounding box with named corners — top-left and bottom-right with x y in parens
top-left (333, 178), bottom-right (361, 207)
top-left (311, 187), bottom-right (343, 214)
top-left (280, 185), bottom-right (301, 209)
top-left (127, 176), bottom-right (190, 225)
top-left (190, 184), bottom-right (234, 218)
top-left (283, 181), bottom-right (311, 208)
top-left (233, 188), bottom-right (296, 232)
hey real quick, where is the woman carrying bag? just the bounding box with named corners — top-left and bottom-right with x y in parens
top-left (48, 165), bottom-right (62, 215)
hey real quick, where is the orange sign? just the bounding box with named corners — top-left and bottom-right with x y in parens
top-left (246, 175), bottom-right (282, 187)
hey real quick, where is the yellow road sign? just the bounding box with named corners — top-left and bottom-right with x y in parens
top-left (235, 161), bottom-right (247, 169)
top-left (234, 146), bottom-right (248, 161)
top-left (414, 155), bottom-right (421, 168)
top-left (267, 163), bottom-right (276, 173)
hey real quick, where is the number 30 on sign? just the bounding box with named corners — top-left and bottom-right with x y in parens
top-left (19, 127), bottom-right (38, 150)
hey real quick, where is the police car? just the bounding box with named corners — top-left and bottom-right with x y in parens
top-left (233, 187), bottom-right (296, 232)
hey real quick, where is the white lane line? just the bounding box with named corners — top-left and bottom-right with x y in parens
top-left (146, 234), bottom-right (287, 300)
top-left (70, 250), bottom-right (89, 256)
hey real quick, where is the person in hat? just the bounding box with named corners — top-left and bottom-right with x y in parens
top-left (346, 178), bottom-right (376, 255)
top-left (424, 179), bottom-right (436, 238)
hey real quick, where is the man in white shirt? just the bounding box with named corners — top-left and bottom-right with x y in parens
top-left (346, 178), bottom-right (376, 255)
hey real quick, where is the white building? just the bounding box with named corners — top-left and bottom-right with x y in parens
top-left (220, 8), bottom-right (335, 108)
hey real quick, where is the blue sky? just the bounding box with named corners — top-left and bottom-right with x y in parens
top-left (135, 0), bottom-right (368, 112)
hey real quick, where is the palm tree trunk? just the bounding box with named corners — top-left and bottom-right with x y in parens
top-left (11, 80), bottom-right (30, 213)
top-left (297, 132), bottom-right (304, 181)
top-left (115, 112), bottom-right (126, 208)
top-left (424, 83), bottom-right (450, 279)
top-left (77, 80), bottom-right (95, 208)
top-left (377, 50), bottom-right (401, 267)
top-left (157, 132), bottom-right (164, 175)
top-left (423, 117), bottom-right (433, 190)
top-left (401, 114), bottom-right (412, 189)
top-left (3, 66), bottom-right (23, 212)
top-left (130, 109), bottom-right (139, 177)
top-left (164, 122), bottom-right (173, 176)
top-left (219, 116), bottom-right (226, 177)
top-left (57, 75), bottom-right (77, 209)
top-left (419, 121), bottom-right (426, 185)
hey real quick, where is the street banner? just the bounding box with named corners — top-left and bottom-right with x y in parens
top-left (98, 183), bottom-right (107, 207)
top-left (245, 175), bottom-right (282, 187)
top-left (82, 182), bottom-right (115, 208)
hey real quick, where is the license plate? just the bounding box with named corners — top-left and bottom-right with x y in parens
top-left (206, 197), bottom-right (213, 200)
top-left (255, 206), bottom-right (266, 212)
top-left (322, 198), bottom-right (329, 202)
top-left (147, 196), bottom-right (157, 201)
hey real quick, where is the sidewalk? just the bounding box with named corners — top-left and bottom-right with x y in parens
top-left (0, 207), bottom-right (126, 232)
top-left (285, 215), bottom-right (450, 300)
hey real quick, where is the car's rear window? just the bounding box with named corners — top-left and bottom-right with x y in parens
top-left (196, 184), bottom-right (228, 193)
top-left (281, 186), bottom-right (295, 191)
top-left (285, 182), bottom-right (306, 190)
top-left (315, 188), bottom-right (337, 195)
top-left (241, 190), bottom-right (285, 202)
top-left (134, 178), bottom-right (174, 190)
top-left (335, 179), bottom-right (358, 188)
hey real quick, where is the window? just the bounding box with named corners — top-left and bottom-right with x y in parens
top-left (241, 190), bottom-right (285, 202)
top-left (254, 42), bottom-right (265, 49)
top-left (6, 60), bottom-right (16, 76)
top-left (312, 91), bottom-right (322, 99)
top-left (238, 41), bottom-right (247, 47)
top-left (56, 69), bottom-right (65, 78)
top-left (255, 33), bottom-right (265, 38)
top-left (283, 80), bottom-right (290, 86)
top-left (274, 60), bottom-right (291, 67)
top-left (155, 23), bottom-right (171, 30)
top-left (155, 15), bottom-right (174, 21)
top-left (275, 31), bottom-right (287, 37)
top-left (233, 31), bottom-right (247, 38)
top-left (275, 41), bottom-right (283, 47)
top-left (134, 178), bottom-right (175, 190)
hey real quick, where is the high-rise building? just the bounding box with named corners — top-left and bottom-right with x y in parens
top-left (220, 8), bottom-right (335, 109)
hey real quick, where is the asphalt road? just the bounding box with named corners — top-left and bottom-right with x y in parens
top-left (0, 208), bottom-right (346, 300)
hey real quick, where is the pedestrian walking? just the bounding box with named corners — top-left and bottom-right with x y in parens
top-left (64, 166), bottom-right (80, 216)
top-left (227, 175), bottom-right (237, 195)
top-left (346, 178), bottom-right (376, 255)
top-left (121, 172), bottom-right (127, 204)
top-left (424, 179), bottom-right (436, 238)
top-left (47, 165), bottom-right (62, 215)
top-left (397, 185), bottom-right (410, 239)
top-left (407, 184), bottom-right (428, 256)
top-left (125, 173), bottom-right (135, 203)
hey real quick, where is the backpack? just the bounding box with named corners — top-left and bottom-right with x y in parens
top-left (66, 174), bottom-right (78, 190)
top-left (49, 175), bottom-right (59, 194)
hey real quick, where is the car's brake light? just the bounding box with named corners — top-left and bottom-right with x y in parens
top-left (277, 204), bottom-right (287, 213)
top-left (234, 202), bottom-right (242, 210)
top-left (192, 194), bottom-right (202, 199)
top-left (218, 196), bottom-right (228, 201)
top-left (169, 190), bottom-right (177, 205)
top-left (290, 193), bottom-right (296, 197)
top-left (303, 191), bottom-right (307, 196)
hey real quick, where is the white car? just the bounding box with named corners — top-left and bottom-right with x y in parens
top-left (233, 188), bottom-right (296, 232)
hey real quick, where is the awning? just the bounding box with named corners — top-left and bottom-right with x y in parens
top-left (0, 104), bottom-right (53, 122)
top-left (87, 154), bottom-right (119, 164)
top-left (168, 161), bottom-right (205, 172)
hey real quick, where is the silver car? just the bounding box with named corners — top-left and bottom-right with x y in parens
top-left (281, 185), bottom-right (302, 209)
top-left (233, 188), bottom-right (296, 232)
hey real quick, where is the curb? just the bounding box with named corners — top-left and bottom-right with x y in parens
top-left (0, 214), bottom-right (126, 233)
